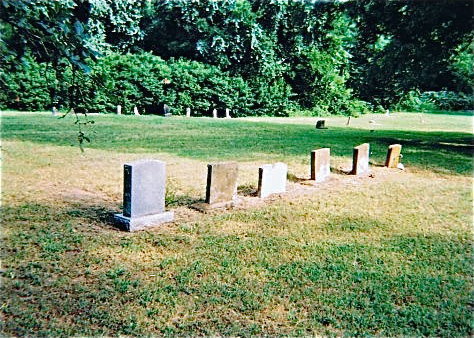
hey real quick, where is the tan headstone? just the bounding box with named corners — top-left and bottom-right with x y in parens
top-left (351, 143), bottom-right (370, 175)
top-left (311, 148), bottom-right (330, 182)
top-left (205, 162), bottom-right (238, 206)
top-left (385, 144), bottom-right (402, 168)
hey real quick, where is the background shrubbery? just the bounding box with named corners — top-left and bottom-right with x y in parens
top-left (0, 0), bottom-right (472, 116)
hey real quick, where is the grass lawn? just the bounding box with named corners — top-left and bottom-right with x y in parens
top-left (1, 111), bottom-right (473, 335)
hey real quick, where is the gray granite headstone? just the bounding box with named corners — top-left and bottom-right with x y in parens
top-left (114, 160), bottom-right (173, 231)
top-left (351, 143), bottom-right (370, 175)
top-left (205, 162), bottom-right (238, 206)
top-left (311, 148), bottom-right (330, 182)
top-left (258, 163), bottom-right (288, 198)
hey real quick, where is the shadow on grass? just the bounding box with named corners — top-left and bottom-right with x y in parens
top-left (238, 184), bottom-right (257, 197)
top-left (408, 110), bottom-right (474, 117)
top-left (377, 136), bottom-right (474, 155)
top-left (2, 115), bottom-right (473, 174)
top-left (2, 201), bottom-right (473, 336)
top-left (166, 193), bottom-right (202, 207)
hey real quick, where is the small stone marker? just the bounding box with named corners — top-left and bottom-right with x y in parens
top-left (133, 106), bottom-right (140, 115)
top-left (114, 160), bottom-right (174, 231)
top-left (310, 148), bottom-right (330, 182)
top-left (316, 120), bottom-right (327, 129)
top-left (258, 163), bottom-right (288, 198)
top-left (117, 105), bottom-right (122, 115)
top-left (225, 108), bottom-right (231, 119)
top-left (385, 144), bottom-right (402, 168)
top-left (205, 162), bottom-right (238, 206)
top-left (51, 106), bottom-right (58, 116)
top-left (186, 107), bottom-right (191, 117)
top-left (351, 143), bottom-right (370, 175)
top-left (163, 104), bottom-right (171, 117)
top-left (212, 109), bottom-right (218, 118)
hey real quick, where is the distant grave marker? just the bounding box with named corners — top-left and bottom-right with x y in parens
top-left (163, 103), bottom-right (171, 117)
top-left (186, 107), bottom-right (191, 117)
top-left (351, 143), bottom-right (370, 175)
top-left (225, 108), bottom-right (231, 119)
top-left (117, 105), bottom-right (122, 115)
top-left (258, 163), bottom-right (288, 198)
top-left (316, 120), bottom-right (327, 129)
top-left (310, 148), bottom-right (330, 182)
top-left (212, 109), bottom-right (218, 118)
top-left (114, 160), bottom-right (174, 231)
top-left (133, 106), bottom-right (140, 115)
top-left (385, 144), bottom-right (402, 168)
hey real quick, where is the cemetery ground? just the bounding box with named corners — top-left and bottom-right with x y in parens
top-left (1, 111), bottom-right (473, 336)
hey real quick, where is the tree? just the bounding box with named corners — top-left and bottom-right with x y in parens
top-left (345, 0), bottom-right (474, 107)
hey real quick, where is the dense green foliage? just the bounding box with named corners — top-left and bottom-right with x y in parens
top-left (1, 0), bottom-right (473, 115)
top-left (83, 53), bottom-right (254, 116)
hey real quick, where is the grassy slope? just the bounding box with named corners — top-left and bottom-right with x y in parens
top-left (1, 111), bottom-right (473, 336)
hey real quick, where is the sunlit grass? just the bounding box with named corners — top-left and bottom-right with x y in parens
top-left (1, 111), bottom-right (472, 335)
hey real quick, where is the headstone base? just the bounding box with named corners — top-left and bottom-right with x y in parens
top-left (114, 211), bottom-right (174, 232)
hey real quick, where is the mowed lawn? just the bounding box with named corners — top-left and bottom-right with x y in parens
top-left (1, 111), bottom-right (473, 336)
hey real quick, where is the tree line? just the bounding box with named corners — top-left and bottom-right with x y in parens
top-left (1, 0), bottom-right (472, 116)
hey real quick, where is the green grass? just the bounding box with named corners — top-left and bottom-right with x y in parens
top-left (1, 111), bottom-right (473, 336)
top-left (2, 111), bottom-right (473, 174)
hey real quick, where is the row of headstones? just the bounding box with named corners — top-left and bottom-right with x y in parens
top-left (114, 143), bottom-right (402, 231)
top-left (116, 105), bottom-right (231, 118)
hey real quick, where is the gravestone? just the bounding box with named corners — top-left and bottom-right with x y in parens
top-left (143, 103), bottom-right (171, 116)
top-left (310, 148), bottom-right (330, 182)
top-left (385, 144), bottom-right (402, 168)
top-left (205, 162), bottom-right (238, 207)
top-left (316, 120), bottom-right (327, 129)
top-left (51, 106), bottom-right (58, 117)
top-left (351, 143), bottom-right (370, 175)
top-left (163, 103), bottom-right (171, 117)
top-left (258, 163), bottom-right (288, 198)
top-left (225, 108), bottom-right (231, 119)
top-left (186, 107), bottom-right (191, 117)
top-left (114, 160), bottom-right (174, 231)
top-left (212, 109), bottom-right (218, 118)
top-left (117, 105), bottom-right (122, 115)
top-left (133, 106), bottom-right (140, 115)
